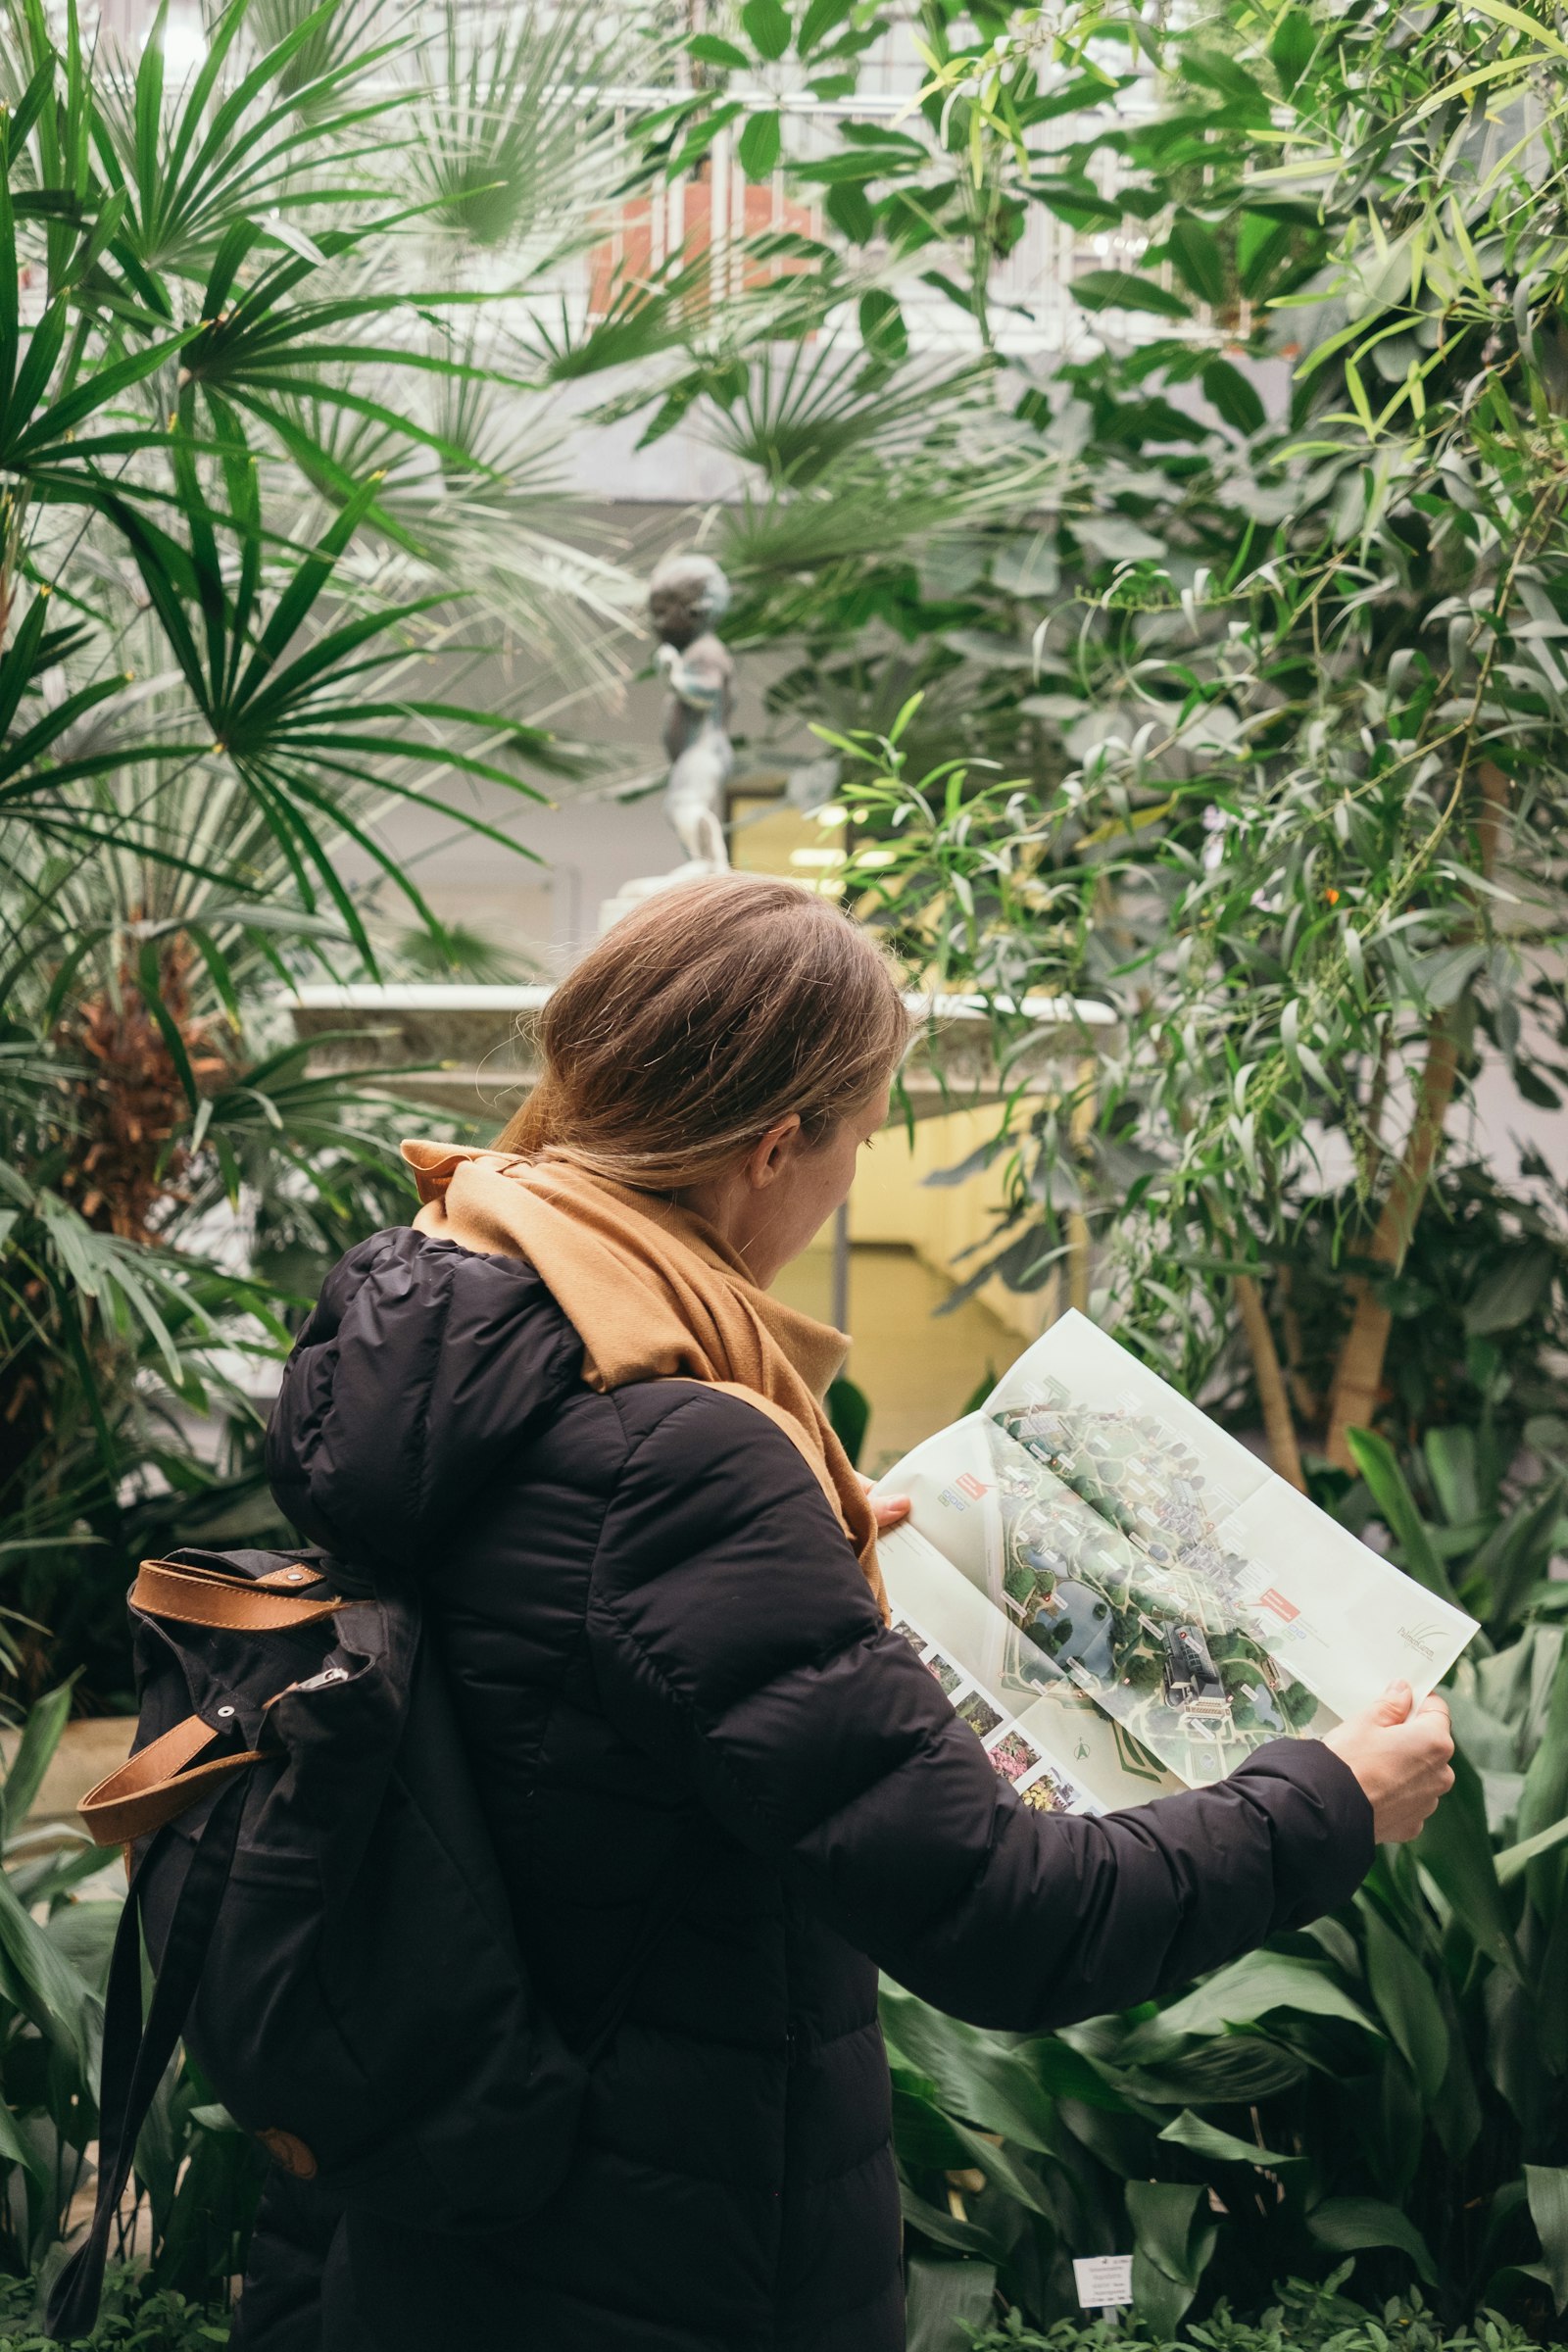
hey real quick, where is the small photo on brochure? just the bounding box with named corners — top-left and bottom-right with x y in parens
top-left (956, 1689), bottom-right (1004, 1741)
top-left (1015, 1767), bottom-right (1081, 1815)
top-left (986, 1730), bottom-right (1043, 1785)
top-left (892, 1618), bottom-right (926, 1650)
top-left (924, 1651), bottom-right (965, 1697)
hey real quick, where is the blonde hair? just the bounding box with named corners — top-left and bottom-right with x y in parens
top-left (497, 875), bottom-right (911, 1189)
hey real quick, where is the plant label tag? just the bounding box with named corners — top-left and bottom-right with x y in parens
top-left (1073, 2255), bottom-right (1134, 2310)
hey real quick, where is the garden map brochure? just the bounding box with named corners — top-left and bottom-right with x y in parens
top-left (872, 1311), bottom-right (1478, 1816)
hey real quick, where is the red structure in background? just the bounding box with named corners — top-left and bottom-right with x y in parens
top-left (587, 171), bottom-right (818, 319)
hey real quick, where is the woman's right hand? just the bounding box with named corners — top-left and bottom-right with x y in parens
top-left (1323, 1680), bottom-right (1454, 1842)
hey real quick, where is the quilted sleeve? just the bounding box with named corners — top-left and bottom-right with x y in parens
top-left (588, 1387), bottom-right (1374, 2033)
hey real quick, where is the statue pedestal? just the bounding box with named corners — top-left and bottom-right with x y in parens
top-left (598, 858), bottom-right (723, 935)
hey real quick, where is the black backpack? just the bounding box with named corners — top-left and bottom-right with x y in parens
top-left (48, 1544), bottom-right (694, 2341)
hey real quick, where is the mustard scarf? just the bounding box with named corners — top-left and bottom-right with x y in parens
top-left (402, 1143), bottom-right (887, 1618)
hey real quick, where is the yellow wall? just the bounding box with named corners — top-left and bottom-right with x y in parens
top-left (849, 1108), bottom-right (1054, 1343)
top-left (730, 789), bottom-right (1057, 1343)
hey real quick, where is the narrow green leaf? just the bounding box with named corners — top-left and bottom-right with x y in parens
top-left (1, 1683), bottom-right (74, 1848)
top-left (1494, 1812), bottom-right (1568, 1886)
top-left (137, 938), bottom-right (200, 1111)
top-left (1070, 270), bottom-right (1192, 320)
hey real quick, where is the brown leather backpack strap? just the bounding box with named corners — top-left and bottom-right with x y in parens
top-left (78, 1716), bottom-right (266, 1848)
top-left (133, 1558), bottom-right (349, 1633)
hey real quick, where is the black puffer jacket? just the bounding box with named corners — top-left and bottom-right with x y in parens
top-left (263, 1227), bottom-right (1373, 2352)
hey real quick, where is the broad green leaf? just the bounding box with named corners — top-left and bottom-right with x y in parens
top-left (1346, 1428), bottom-right (1465, 1610)
top-left (1123, 1951), bottom-right (1380, 2051)
top-left (891, 2085), bottom-right (1055, 2219)
top-left (1129, 2180), bottom-right (1214, 2332)
top-left (1168, 216), bottom-right (1226, 307)
top-left (1307, 2196), bottom-right (1439, 2284)
top-left (1470, 1480), bottom-right (1567, 1633)
top-left (1464, 1247), bottom-right (1556, 1336)
top-left (688, 33), bottom-right (751, 68)
top-left (1526, 2165), bottom-right (1568, 2311)
top-left (1516, 1637), bottom-right (1568, 1852)
top-left (741, 0), bottom-right (792, 60)
top-left (905, 2257), bottom-right (997, 2352)
top-left (1425, 1427), bottom-right (1482, 1526)
top-left (738, 110), bottom-right (783, 179)
top-left (1202, 359), bottom-right (1265, 435)
top-left (798, 0), bottom-right (855, 53)
top-left (0, 1861), bottom-right (101, 2080)
top-left (1156, 2109), bottom-right (1298, 2167)
top-left (1269, 8), bottom-right (1316, 92)
top-left (859, 289), bottom-right (908, 362)
top-left (0, 2098), bottom-right (46, 2183)
top-left (1360, 1901), bottom-right (1448, 2101)
top-left (1416, 1747), bottom-right (1521, 1976)
top-left (882, 1986), bottom-right (1125, 2139)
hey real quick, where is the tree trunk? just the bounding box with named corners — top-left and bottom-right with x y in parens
top-left (1323, 1023), bottom-right (1462, 1468)
top-left (1065, 1056), bottom-right (1096, 1315)
top-left (1322, 760), bottom-right (1509, 1470)
top-left (1235, 1273), bottom-right (1306, 1492)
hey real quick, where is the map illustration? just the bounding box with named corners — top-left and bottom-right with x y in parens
top-left (875, 1312), bottom-right (1477, 1813)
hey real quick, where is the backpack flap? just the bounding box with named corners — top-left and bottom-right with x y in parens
top-left (119, 1550), bottom-right (588, 2234)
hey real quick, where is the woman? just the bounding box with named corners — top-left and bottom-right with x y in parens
top-left (262, 874), bottom-right (1451, 2352)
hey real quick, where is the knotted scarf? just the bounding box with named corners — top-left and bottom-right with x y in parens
top-left (401, 1142), bottom-right (887, 1619)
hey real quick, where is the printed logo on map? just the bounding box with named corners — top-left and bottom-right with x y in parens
top-left (1397, 1620), bottom-right (1447, 1662)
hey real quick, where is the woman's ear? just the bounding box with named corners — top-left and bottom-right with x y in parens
top-left (745, 1113), bottom-right (803, 1192)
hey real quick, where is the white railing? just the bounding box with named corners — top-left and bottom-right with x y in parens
top-left (80, 0), bottom-right (1164, 357)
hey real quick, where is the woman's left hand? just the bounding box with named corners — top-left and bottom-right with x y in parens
top-left (858, 1474), bottom-right (910, 1534)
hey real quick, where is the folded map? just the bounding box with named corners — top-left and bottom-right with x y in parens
top-left (872, 1310), bottom-right (1477, 1814)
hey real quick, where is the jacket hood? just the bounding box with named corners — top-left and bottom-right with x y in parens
top-left (267, 1227), bottom-right (583, 1572)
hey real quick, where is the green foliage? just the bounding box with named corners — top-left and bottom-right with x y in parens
top-left (0, 1696), bottom-right (260, 2312)
top-left (0, 2266), bottom-right (228, 2345)
top-left (0, 0), bottom-right (669, 1690)
top-left (631, 22), bottom-right (1568, 2323)
top-left (827, 1372), bottom-right (872, 1466)
top-left (649, 0), bottom-right (1568, 1503)
top-left (956, 2273), bottom-right (1549, 2351)
top-left (883, 1620), bottom-right (1568, 2337)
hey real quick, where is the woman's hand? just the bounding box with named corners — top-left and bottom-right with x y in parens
top-left (858, 1475), bottom-right (910, 1535)
top-left (1323, 1680), bottom-right (1455, 1842)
